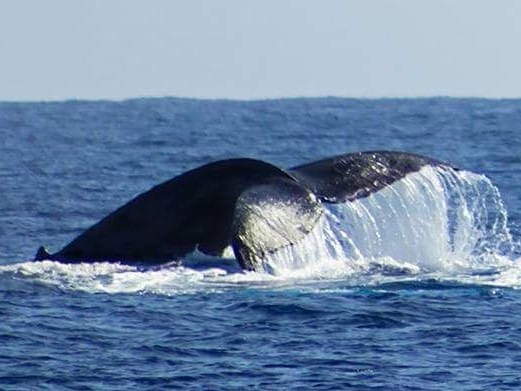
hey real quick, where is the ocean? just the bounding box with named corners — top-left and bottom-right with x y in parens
top-left (1, 97), bottom-right (520, 390)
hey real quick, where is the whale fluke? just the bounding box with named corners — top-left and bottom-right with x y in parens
top-left (46, 158), bottom-right (293, 265)
top-left (34, 151), bottom-right (450, 271)
top-left (289, 151), bottom-right (445, 203)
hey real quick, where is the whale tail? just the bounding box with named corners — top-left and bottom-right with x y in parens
top-left (34, 151), bottom-right (450, 271)
top-left (35, 246), bottom-right (52, 261)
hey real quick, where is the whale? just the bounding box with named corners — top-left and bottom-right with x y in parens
top-left (34, 151), bottom-right (449, 271)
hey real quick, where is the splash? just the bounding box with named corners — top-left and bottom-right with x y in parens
top-left (0, 259), bottom-right (234, 295)
top-left (262, 166), bottom-right (518, 279)
top-left (1, 166), bottom-right (519, 293)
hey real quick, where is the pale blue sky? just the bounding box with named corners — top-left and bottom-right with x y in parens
top-left (1, 0), bottom-right (520, 101)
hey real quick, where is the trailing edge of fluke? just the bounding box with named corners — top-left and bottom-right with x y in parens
top-left (35, 151), bottom-right (449, 271)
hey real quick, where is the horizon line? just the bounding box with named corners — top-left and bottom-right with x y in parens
top-left (1, 94), bottom-right (521, 104)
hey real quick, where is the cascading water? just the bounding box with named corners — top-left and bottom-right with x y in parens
top-left (262, 166), bottom-right (518, 277)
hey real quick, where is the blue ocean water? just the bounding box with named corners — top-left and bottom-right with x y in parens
top-left (1, 97), bottom-right (521, 389)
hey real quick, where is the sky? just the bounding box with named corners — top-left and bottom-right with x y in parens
top-left (1, 0), bottom-right (520, 101)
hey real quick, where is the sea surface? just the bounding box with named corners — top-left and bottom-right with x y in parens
top-left (1, 97), bottom-right (521, 390)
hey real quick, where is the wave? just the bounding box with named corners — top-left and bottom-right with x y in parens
top-left (1, 167), bottom-right (520, 294)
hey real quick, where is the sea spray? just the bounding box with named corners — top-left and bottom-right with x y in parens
top-left (262, 166), bottom-right (517, 275)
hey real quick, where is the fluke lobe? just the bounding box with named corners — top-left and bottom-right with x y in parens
top-left (35, 151), bottom-right (447, 271)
